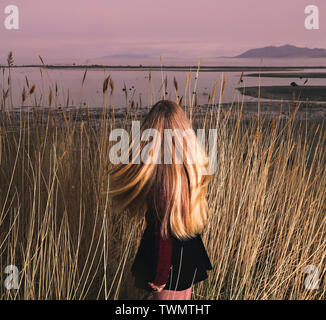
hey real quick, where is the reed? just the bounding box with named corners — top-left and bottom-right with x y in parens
top-left (0, 55), bottom-right (325, 300)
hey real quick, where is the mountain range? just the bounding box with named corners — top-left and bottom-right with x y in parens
top-left (235, 44), bottom-right (326, 58)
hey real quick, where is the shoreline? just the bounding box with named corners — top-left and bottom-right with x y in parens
top-left (2, 65), bottom-right (326, 72)
top-left (2, 101), bottom-right (325, 124)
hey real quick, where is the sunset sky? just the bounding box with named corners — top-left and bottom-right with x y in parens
top-left (0, 0), bottom-right (325, 64)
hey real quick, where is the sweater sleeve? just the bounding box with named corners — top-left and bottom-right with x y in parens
top-left (152, 221), bottom-right (173, 286)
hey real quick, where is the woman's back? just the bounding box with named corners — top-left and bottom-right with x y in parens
top-left (109, 100), bottom-right (213, 298)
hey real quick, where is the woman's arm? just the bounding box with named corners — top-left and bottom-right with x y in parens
top-left (152, 222), bottom-right (172, 286)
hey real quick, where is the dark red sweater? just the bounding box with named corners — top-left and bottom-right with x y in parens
top-left (145, 210), bottom-right (172, 286)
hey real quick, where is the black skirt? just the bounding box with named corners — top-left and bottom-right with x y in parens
top-left (131, 225), bottom-right (213, 292)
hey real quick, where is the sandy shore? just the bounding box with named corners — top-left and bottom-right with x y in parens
top-left (245, 72), bottom-right (326, 78)
top-left (237, 86), bottom-right (326, 102)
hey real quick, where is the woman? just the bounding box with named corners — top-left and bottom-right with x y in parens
top-left (109, 100), bottom-right (213, 300)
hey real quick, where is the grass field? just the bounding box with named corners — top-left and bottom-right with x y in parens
top-left (0, 56), bottom-right (325, 300)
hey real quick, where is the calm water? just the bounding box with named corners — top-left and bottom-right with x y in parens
top-left (2, 57), bottom-right (326, 108)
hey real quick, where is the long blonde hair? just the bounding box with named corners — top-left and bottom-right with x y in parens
top-left (109, 100), bottom-right (211, 240)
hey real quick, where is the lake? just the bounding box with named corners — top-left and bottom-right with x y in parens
top-left (2, 57), bottom-right (326, 109)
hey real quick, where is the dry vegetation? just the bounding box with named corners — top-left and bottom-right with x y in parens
top-left (0, 54), bottom-right (325, 300)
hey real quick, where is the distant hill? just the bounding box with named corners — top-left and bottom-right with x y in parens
top-left (235, 45), bottom-right (326, 58)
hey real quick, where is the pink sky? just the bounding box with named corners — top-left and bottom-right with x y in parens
top-left (0, 0), bottom-right (325, 64)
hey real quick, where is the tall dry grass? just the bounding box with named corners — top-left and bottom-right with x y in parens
top-left (0, 55), bottom-right (325, 299)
